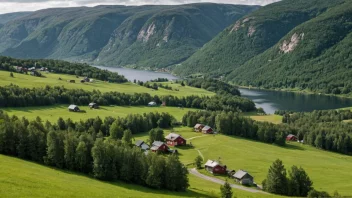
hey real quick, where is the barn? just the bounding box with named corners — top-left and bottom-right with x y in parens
top-left (233, 170), bottom-right (254, 185)
top-left (68, 105), bottom-right (80, 112)
top-left (204, 160), bottom-right (227, 174)
top-left (165, 133), bottom-right (186, 146)
top-left (194, 124), bottom-right (205, 132)
top-left (202, 126), bottom-right (214, 134)
top-left (286, 134), bottom-right (298, 141)
top-left (150, 141), bottom-right (169, 153)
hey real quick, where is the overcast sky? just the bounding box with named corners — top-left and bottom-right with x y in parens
top-left (0, 0), bottom-right (280, 14)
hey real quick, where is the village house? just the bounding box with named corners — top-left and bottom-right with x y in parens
top-left (148, 101), bottom-right (157, 107)
top-left (89, 102), bottom-right (99, 109)
top-left (233, 170), bottom-right (254, 186)
top-left (204, 160), bottom-right (227, 174)
top-left (202, 126), bottom-right (214, 134)
top-left (286, 134), bottom-right (298, 141)
top-left (150, 141), bottom-right (169, 153)
top-left (194, 124), bottom-right (205, 132)
top-left (135, 140), bottom-right (150, 151)
top-left (165, 133), bottom-right (186, 146)
top-left (68, 105), bottom-right (80, 112)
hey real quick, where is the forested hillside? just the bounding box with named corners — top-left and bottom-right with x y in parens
top-left (174, 0), bottom-right (352, 95)
top-left (0, 4), bottom-right (258, 68)
top-left (0, 12), bottom-right (31, 24)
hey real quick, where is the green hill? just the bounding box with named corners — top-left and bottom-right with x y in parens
top-left (174, 0), bottom-right (352, 95)
top-left (0, 12), bottom-right (31, 24)
top-left (0, 4), bottom-right (258, 69)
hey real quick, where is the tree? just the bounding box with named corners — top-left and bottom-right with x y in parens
top-left (64, 132), bottom-right (78, 170)
top-left (263, 159), bottom-right (288, 195)
top-left (288, 166), bottom-right (313, 196)
top-left (45, 130), bottom-right (64, 168)
top-left (164, 155), bottom-right (189, 191)
top-left (122, 129), bottom-right (133, 145)
top-left (148, 128), bottom-right (164, 144)
top-left (307, 189), bottom-right (330, 198)
top-left (109, 122), bottom-right (123, 140)
top-left (181, 81), bottom-right (185, 86)
top-left (10, 72), bottom-right (14, 77)
top-left (195, 156), bottom-right (203, 169)
top-left (220, 180), bottom-right (233, 198)
top-left (57, 117), bottom-right (66, 130)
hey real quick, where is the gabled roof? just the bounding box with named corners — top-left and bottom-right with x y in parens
top-left (287, 134), bottom-right (296, 138)
top-left (152, 141), bottom-right (165, 147)
top-left (202, 126), bottom-right (212, 131)
top-left (68, 104), bottom-right (78, 109)
top-left (194, 123), bottom-right (204, 128)
top-left (148, 101), bottom-right (156, 105)
top-left (165, 133), bottom-right (184, 141)
top-left (89, 102), bottom-right (97, 106)
top-left (204, 159), bottom-right (221, 168)
top-left (233, 170), bottom-right (252, 180)
top-left (135, 140), bottom-right (144, 147)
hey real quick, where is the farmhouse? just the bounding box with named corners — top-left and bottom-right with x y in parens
top-left (204, 160), bottom-right (227, 174)
top-left (165, 133), bottom-right (186, 146)
top-left (150, 141), bottom-right (169, 153)
top-left (148, 101), bottom-right (157, 106)
top-left (233, 170), bottom-right (254, 185)
top-left (194, 124), bottom-right (205, 132)
top-left (135, 140), bottom-right (150, 151)
top-left (202, 126), bottom-right (214, 134)
top-left (89, 103), bottom-right (99, 109)
top-left (286, 134), bottom-right (298, 141)
top-left (68, 105), bottom-right (80, 112)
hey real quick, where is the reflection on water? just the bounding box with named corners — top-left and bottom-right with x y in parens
top-left (240, 88), bottom-right (352, 114)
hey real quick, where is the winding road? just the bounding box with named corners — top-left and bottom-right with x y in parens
top-left (189, 168), bottom-right (268, 194)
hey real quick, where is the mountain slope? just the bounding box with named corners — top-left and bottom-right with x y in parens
top-left (173, 0), bottom-right (346, 77)
top-left (0, 12), bottom-right (31, 24)
top-left (227, 1), bottom-right (352, 95)
top-left (0, 4), bottom-right (258, 68)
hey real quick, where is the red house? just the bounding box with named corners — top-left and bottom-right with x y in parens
top-left (194, 124), bottom-right (205, 132)
top-left (165, 133), bottom-right (186, 146)
top-left (150, 141), bottom-right (169, 153)
top-left (204, 160), bottom-right (227, 174)
top-left (202, 126), bottom-right (214, 134)
top-left (286, 134), bottom-right (298, 141)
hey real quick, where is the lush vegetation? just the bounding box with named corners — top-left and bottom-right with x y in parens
top-left (184, 78), bottom-right (240, 96)
top-left (0, 56), bottom-right (127, 83)
top-left (0, 4), bottom-right (257, 69)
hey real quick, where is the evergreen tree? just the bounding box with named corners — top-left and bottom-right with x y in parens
top-left (263, 159), bottom-right (288, 195)
top-left (75, 141), bottom-right (89, 173)
top-left (220, 180), bottom-right (233, 198)
top-left (45, 130), bottom-right (64, 168)
top-left (109, 122), bottom-right (123, 140)
top-left (57, 117), bottom-right (66, 130)
top-left (288, 166), bottom-right (313, 197)
top-left (164, 155), bottom-right (189, 191)
top-left (122, 129), bottom-right (133, 145)
top-left (64, 132), bottom-right (79, 170)
top-left (195, 156), bottom-right (203, 169)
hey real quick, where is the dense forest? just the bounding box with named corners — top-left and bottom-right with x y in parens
top-left (0, 85), bottom-right (256, 112)
top-left (0, 56), bottom-right (127, 83)
top-left (184, 78), bottom-right (241, 96)
top-left (0, 111), bottom-right (189, 191)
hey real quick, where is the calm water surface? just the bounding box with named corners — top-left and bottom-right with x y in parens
top-left (96, 66), bottom-right (352, 114)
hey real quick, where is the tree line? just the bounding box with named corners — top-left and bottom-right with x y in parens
top-left (0, 85), bottom-right (256, 112)
top-left (183, 78), bottom-right (241, 96)
top-left (0, 111), bottom-right (189, 191)
top-left (0, 56), bottom-right (127, 83)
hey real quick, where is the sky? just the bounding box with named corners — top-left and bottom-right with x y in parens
top-left (0, 0), bottom-right (280, 14)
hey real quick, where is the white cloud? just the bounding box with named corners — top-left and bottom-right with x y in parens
top-left (0, 0), bottom-right (280, 14)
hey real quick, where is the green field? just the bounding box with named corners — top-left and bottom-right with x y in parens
top-left (243, 112), bottom-right (282, 124)
top-left (2, 105), bottom-right (195, 122)
top-left (0, 154), bottom-right (278, 198)
top-left (134, 128), bottom-right (352, 196)
top-left (0, 71), bottom-right (214, 97)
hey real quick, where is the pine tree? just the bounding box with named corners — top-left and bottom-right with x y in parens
top-left (195, 156), bottom-right (203, 169)
top-left (288, 166), bottom-right (313, 196)
top-left (64, 132), bottom-right (78, 170)
top-left (220, 180), bottom-right (233, 198)
top-left (109, 122), bottom-right (123, 140)
top-left (122, 129), bottom-right (133, 145)
top-left (45, 130), bottom-right (64, 168)
top-left (263, 159), bottom-right (288, 195)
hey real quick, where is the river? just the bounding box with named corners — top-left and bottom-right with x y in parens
top-left (96, 66), bottom-right (352, 114)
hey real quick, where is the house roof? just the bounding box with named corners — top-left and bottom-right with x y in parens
top-left (165, 133), bottom-right (183, 141)
top-left (148, 101), bottom-right (156, 105)
top-left (68, 105), bottom-right (78, 109)
top-left (194, 124), bottom-right (204, 128)
top-left (287, 134), bottom-right (296, 138)
top-left (202, 126), bottom-right (212, 131)
top-left (135, 140), bottom-right (144, 147)
top-left (152, 141), bottom-right (165, 147)
top-left (89, 102), bottom-right (97, 106)
top-left (141, 144), bottom-right (150, 150)
top-left (204, 160), bottom-right (222, 168)
top-left (233, 170), bottom-right (252, 180)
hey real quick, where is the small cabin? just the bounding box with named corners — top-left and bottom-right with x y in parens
top-left (148, 101), bottom-right (157, 107)
top-left (194, 124), bottom-right (205, 132)
top-left (135, 140), bottom-right (150, 151)
top-left (286, 134), bottom-right (298, 141)
top-left (233, 170), bottom-right (254, 186)
top-left (165, 133), bottom-right (186, 146)
top-left (68, 105), bottom-right (80, 112)
top-left (89, 103), bottom-right (99, 109)
top-left (204, 159), bottom-right (227, 175)
top-left (150, 141), bottom-right (169, 153)
top-left (202, 126), bottom-right (214, 134)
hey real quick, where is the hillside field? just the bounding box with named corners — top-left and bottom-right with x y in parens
top-left (0, 71), bottom-right (214, 97)
top-left (135, 128), bottom-right (352, 196)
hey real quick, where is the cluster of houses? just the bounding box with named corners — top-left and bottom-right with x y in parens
top-left (194, 124), bottom-right (214, 134)
top-left (68, 103), bottom-right (99, 112)
top-left (13, 66), bottom-right (46, 76)
top-left (204, 159), bottom-right (254, 186)
top-left (135, 132), bottom-right (187, 154)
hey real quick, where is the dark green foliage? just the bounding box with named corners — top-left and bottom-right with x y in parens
top-left (288, 166), bottom-right (313, 197)
top-left (263, 159), bottom-right (288, 195)
top-left (220, 180), bottom-right (233, 198)
top-left (308, 189), bottom-right (331, 198)
top-left (148, 128), bottom-right (165, 144)
top-left (122, 129), bottom-right (133, 145)
top-left (164, 155), bottom-right (189, 191)
top-left (195, 156), bottom-right (203, 169)
top-left (45, 130), bottom-right (65, 168)
top-left (109, 121), bottom-right (124, 140)
top-left (0, 4), bottom-right (257, 69)
top-left (185, 78), bottom-right (240, 96)
top-left (9, 72), bottom-right (13, 77)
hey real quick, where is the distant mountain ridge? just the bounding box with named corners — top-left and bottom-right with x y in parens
top-left (0, 4), bottom-right (259, 68)
top-left (0, 12), bottom-right (31, 24)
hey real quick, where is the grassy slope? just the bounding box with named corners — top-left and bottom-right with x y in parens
top-left (0, 71), bottom-right (214, 97)
top-left (135, 128), bottom-right (352, 196)
top-left (2, 105), bottom-right (194, 122)
top-left (0, 154), bottom-right (277, 198)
